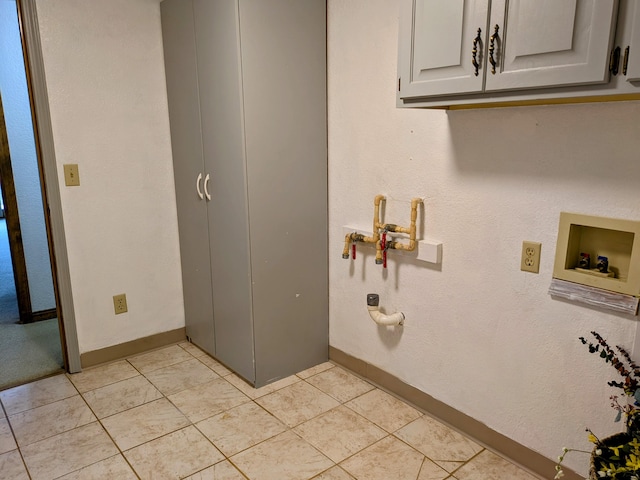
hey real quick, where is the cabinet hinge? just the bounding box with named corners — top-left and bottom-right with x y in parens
top-left (609, 46), bottom-right (621, 76)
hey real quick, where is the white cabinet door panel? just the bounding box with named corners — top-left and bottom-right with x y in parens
top-left (624, 0), bottom-right (640, 81)
top-left (398, 0), bottom-right (490, 99)
top-left (486, 0), bottom-right (618, 91)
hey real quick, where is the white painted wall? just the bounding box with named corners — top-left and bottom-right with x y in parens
top-left (34, 0), bottom-right (184, 353)
top-left (0, 0), bottom-right (55, 312)
top-left (28, 0), bottom-right (640, 474)
top-left (328, 0), bottom-right (640, 475)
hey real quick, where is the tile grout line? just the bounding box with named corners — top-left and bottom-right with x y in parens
top-left (111, 347), bottom-right (217, 479)
top-left (161, 361), bottom-right (250, 478)
top-left (60, 353), bottom-right (188, 478)
top-left (185, 370), bottom-right (330, 477)
top-left (173, 357), bottom-right (375, 479)
top-left (82, 345), bottom-right (234, 478)
top-left (3, 344), bottom-right (536, 480)
top-left (261, 368), bottom-right (420, 479)
top-left (12, 357), bottom-right (386, 479)
top-left (6, 376), bottom-right (121, 479)
top-left (107, 345), bottom-right (251, 478)
top-left (0, 397), bottom-right (32, 480)
top-left (69, 362), bottom-right (142, 480)
top-left (296, 367), bottom-right (483, 480)
top-left (7, 346), bottom-right (308, 479)
top-left (331, 361), bottom-right (545, 479)
top-left (13, 357), bottom-right (372, 480)
top-left (146, 345), bottom-right (341, 479)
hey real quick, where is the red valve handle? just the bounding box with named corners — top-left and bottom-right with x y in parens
top-left (381, 232), bottom-right (387, 269)
top-left (352, 243), bottom-right (356, 260)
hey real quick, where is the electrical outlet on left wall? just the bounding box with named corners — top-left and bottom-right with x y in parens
top-left (113, 294), bottom-right (128, 314)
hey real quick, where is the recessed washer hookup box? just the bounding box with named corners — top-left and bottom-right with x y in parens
top-left (553, 212), bottom-right (640, 297)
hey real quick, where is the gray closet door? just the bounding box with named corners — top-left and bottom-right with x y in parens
top-left (240, 0), bottom-right (328, 386)
top-left (161, 0), bottom-right (215, 355)
top-left (163, 0), bottom-right (328, 388)
top-left (194, 0), bottom-right (255, 383)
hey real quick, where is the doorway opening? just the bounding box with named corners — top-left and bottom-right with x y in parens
top-left (0, 0), bottom-right (64, 390)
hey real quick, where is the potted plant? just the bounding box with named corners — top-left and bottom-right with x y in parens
top-left (555, 332), bottom-right (640, 479)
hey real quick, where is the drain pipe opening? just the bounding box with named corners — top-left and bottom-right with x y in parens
top-left (366, 294), bottom-right (404, 326)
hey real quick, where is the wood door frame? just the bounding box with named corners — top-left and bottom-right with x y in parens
top-left (0, 98), bottom-right (33, 324)
top-left (14, 0), bottom-right (81, 372)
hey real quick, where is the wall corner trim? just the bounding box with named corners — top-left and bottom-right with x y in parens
top-left (329, 346), bottom-right (580, 480)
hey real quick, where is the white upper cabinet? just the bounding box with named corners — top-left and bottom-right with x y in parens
top-left (619, 0), bottom-right (640, 81)
top-left (397, 0), bottom-right (490, 98)
top-left (486, 0), bottom-right (618, 91)
top-left (398, 0), bottom-right (627, 107)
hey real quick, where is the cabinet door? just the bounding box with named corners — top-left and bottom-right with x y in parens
top-left (486, 0), bottom-right (618, 91)
top-left (161, 0), bottom-right (215, 355)
top-left (194, 0), bottom-right (255, 384)
top-left (621, 0), bottom-right (640, 81)
top-left (239, 0), bottom-right (328, 387)
top-left (398, 0), bottom-right (490, 100)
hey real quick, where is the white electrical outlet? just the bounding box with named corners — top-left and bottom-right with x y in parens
top-left (113, 294), bottom-right (128, 314)
top-left (521, 241), bottom-right (541, 273)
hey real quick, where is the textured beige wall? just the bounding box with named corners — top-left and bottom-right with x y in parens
top-left (328, 0), bottom-right (640, 475)
top-left (35, 0), bottom-right (184, 353)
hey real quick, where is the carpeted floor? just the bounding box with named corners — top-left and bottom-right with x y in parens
top-left (0, 219), bottom-right (64, 390)
top-left (0, 319), bottom-right (64, 390)
top-left (0, 219), bottom-right (19, 325)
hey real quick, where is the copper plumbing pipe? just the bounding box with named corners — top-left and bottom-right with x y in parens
top-left (373, 194), bottom-right (385, 233)
top-left (342, 195), bottom-right (386, 260)
top-left (342, 196), bottom-right (422, 261)
top-left (342, 230), bottom-right (378, 259)
top-left (342, 233), bottom-right (352, 259)
top-left (385, 198), bottom-right (422, 252)
top-left (342, 232), bottom-right (365, 258)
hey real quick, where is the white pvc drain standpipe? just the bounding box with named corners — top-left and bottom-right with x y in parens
top-left (366, 293), bottom-right (404, 326)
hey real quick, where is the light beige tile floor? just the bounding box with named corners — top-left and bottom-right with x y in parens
top-left (0, 343), bottom-right (543, 480)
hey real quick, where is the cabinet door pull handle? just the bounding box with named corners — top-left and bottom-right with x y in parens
top-left (472, 28), bottom-right (482, 76)
top-left (489, 24), bottom-right (499, 74)
top-left (196, 173), bottom-right (204, 200)
top-left (204, 173), bottom-right (211, 201)
top-left (623, 46), bottom-right (630, 76)
top-left (610, 46), bottom-right (621, 75)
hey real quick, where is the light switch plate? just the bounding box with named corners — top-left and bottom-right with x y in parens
top-left (63, 164), bottom-right (80, 186)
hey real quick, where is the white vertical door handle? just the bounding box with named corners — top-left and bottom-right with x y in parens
top-left (196, 173), bottom-right (204, 200)
top-left (204, 173), bottom-right (211, 201)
